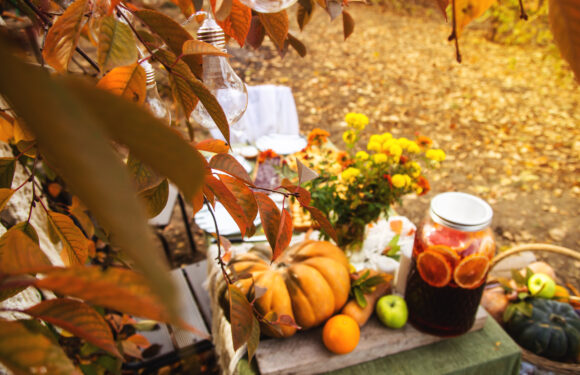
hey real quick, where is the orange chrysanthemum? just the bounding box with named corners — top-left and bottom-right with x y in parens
top-left (416, 135), bottom-right (433, 149)
top-left (258, 149), bottom-right (279, 163)
top-left (307, 128), bottom-right (330, 146)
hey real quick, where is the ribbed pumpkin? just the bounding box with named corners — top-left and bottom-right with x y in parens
top-left (505, 298), bottom-right (580, 362)
top-left (228, 240), bottom-right (351, 337)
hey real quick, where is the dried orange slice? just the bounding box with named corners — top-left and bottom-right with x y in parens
top-left (453, 254), bottom-right (490, 289)
top-left (417, 250), bottom-right (452, 288)
top-left (427, 245), bottom-right (460, 269)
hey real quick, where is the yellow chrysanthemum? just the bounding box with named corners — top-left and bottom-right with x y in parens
top-left (342, 130), bottom-right (357, 145)
top-left (392, 174), bottom-right (407, 188)
top-left (388, 143), bottom-right (403, 158)
top-left (345, 113), bottom-right (369, 130)
top-left (369, 134), bottom-right (382, 144)
top-left (426, 149), bottom-right (446, 162)
top-left (397, 137), bottom-right (411, 150)
top-left (367, 140), bottom-right (382, 152)
top-left (379, 133), bottom-right (393, 143)
top-left (407, 141), bottom-right (421, 154)
top-left (341, 167), bottom-right (360, 182)
top-left (356, 151), bottom-right (369, 161)
top-left (408, 161), bottom-right (421, 178)
top-left (373, 153), bottom-right (388, 164)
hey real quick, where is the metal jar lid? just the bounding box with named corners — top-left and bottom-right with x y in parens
top-left (430, 192), bottom-right (493, 232)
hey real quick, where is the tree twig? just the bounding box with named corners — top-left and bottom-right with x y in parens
top-left (205, 197), bottom-right (232, 284)
top-left (450, 0), bottom-right (462, 63)
top-left (518, 0), bottom-right (529, 20)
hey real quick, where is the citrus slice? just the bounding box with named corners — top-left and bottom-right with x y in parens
top-left (416, 250), bottom-right (452, 288)
top-left (453, 254), bottom-right (490, 289)
top-left (427, 245), bottom-right (460, 269)
top-left (426, 225), bottom-right (470, 250)
top-left (479, 237), bottom-right (496, 259)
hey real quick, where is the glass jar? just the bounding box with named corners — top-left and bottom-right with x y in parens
top-left (404, 192), bottom-right (495, 337)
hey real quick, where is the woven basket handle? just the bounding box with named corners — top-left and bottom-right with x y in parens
top-left (490, 243), bottom-right (580, 269)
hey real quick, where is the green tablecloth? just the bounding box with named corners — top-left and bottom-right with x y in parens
top-left (238, 318), bottom-right (521, 375)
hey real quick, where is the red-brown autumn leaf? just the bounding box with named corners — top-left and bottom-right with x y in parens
top-left (214, 0), bottom-right (233, 21)
top-left (133, 9), bottom-right (203, 78)
top-left (211, 0), bottom-right (252, 47)
top-left (195, 139), bottom-right (230, 153)
top-left (454, 0), bottom-right (496, 37)
top-left (182, 40), bottom-right (230, 57)
top-left (549, 0), bottom-right (580, 82)
top-left (33, 266), bottom-right (171, 322)
top-left (229, 283), bottom-right (259, 355)
top-left (218, 174), bottom-right (258, 233)
top-left (209, 153), bottom-right (253, 184)
top-left (304, 205), bottom-right (337, 243)
top-left (47, 211), bottom-right (89, 266)
top-left (191, 189), bottom-right (205, 214)
top-left (69, 196), bottom-right (95, 239)
top-left (97, 63), bottom-right (147, 105)
top-left (203, 184), bottom-right (216, 207)
top-left (254, 191), bottom-right (281, 251)
top-left (170, 0), bottom-right (195, 18)
top-left (273, 208), bottom-right (292, 261)
top-left (342, 10), bottom-right (354, 40)
top-left (281, 182), bottom-right (311, 207)
top-left (246, 16), bottom-right (266, 49)
top-left (0, 227), bottom-right (52, 275)
top-left (258, 11), bottom-right (289, 51)
top-left (43, 0), bottom-right (89, 72)
top-left (435, 0), bottom-right (449, 20)
top-left (297, 1), bottom-right (314, 31)
top-left (154, 49), bottom-right (230, 143)
top-left (205, 175), bottom-right (248, 237)
top-left (24, 298), bottom-right (122, 358)
top-left (0, 320), bottom-right (78, 375)
top-left (286, 33), bottom-right (306, 57)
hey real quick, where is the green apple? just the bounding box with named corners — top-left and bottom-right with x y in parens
top-left (376, 295), bottom-right (408, 329)
top-left (528, 273), bottom-right (556, 299)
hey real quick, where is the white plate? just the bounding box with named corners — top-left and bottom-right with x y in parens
top-left (255, 134), bottom-right (307, 155)
top-left (195, 202), bottom-right (261, 236)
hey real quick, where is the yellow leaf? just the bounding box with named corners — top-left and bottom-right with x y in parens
top-left (0, 116), bottom-right (14, 143)
top-left (69, 196), bottom-right (95, 239)
top-left (454, 0), bottom-right (496, 37)
top-left (97, 16), bottom-right (138, 72)
top-left (138, 178), bottom-right (169, 218)
top-left (549, 0), bottom-right (580, 82)
top-left (42, 0), bottom-right (89, 72)
top-left (13, 119), bottom-right (35, 143)
top-left (0, 227), bottom-right (52, 275)
top-left (47, 211), bottom-right (89, 266)
top-left (97, 63), bottom-right (147, 105)
top-left (182, 40), bottom-right (229, 57)
top-left (0, 188), bottom-right (14, 212)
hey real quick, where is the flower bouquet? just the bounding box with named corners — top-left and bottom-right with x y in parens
top-left (287, 113), bottom-right (445, 250)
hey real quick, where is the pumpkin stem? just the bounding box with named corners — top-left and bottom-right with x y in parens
top-left (550, 313), bottom-right (567, 325)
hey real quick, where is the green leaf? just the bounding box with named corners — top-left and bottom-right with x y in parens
top-left (0, 227), bottom-right (52, 275)
top-left (97, 16), bottom-right (138, 72)
top-left (47, 211), bottom-right (89, 266)
top-left (138, 178), bottom-right (169, 218)
top-left (511, 269), bottom-right (527, 287)
top-left (228, 283), bottom-right (255, 351)
top-left (42, 0), bottom-right (89, 72)
top-left (502, 304), bottom-right (516, 322)
top-left (0, 158), bottom-right (16, 188)
top-left (0, 319), bottom-right (78, 375)
top-left (24, 298), bottom-right (122, 358)
top-left (0, 47), bottom-right (178, 320)
top-left (354, 288), bottom-right (367, 308)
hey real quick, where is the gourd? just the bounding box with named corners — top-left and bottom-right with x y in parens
top-left (504, 298), bottom-right (580, 362)
top-left (228, 240), bottom-right (351, 338)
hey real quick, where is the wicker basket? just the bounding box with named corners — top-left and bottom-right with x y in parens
top-left (490, 244), bottom-right (580, 375)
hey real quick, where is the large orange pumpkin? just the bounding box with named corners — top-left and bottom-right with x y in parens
top-left (228, 240), bottom-right (351, 337)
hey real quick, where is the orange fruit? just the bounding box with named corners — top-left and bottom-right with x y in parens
top-left (553, 285), bottom-right (570, 302)
top-left (416, 250), bottom-right (452, 288)
top-left (322, 314), bottom-right (360, 354)
top-left (453, 254), bottom-right (490, 289)
top-left (427, 245), bottom-right (460, 269)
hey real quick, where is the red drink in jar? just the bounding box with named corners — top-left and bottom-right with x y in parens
top-left (404, 192), bottom-right (495, 337)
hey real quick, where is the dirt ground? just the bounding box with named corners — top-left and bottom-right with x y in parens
top-left (164, 2), bottom-right (580, 284)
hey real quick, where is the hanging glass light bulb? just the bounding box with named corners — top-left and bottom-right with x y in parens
top-left (141, 59), bottom-right (172, 126)
top-left (238, 0), bottom-right (297, 13)
top-left (190, 14), bottom-right (248, 130)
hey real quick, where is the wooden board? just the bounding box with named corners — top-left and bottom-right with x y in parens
top-left (255, 306), bottom-right (488, 375)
